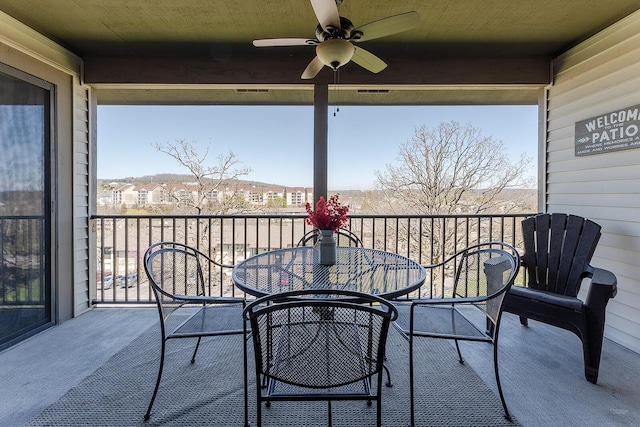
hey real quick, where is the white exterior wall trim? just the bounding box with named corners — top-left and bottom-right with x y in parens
top-left (553, 9), bottom-right (640, 75)
top-left (0, 10), bottom-right (82, 77)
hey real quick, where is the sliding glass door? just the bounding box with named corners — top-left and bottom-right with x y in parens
top-left (0, 65), bottom-right (53, 350)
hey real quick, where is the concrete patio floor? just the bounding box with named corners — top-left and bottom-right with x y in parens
top-left (1, 307), bottom-right (638, 426)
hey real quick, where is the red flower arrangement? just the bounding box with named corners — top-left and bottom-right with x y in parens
top-left (305, 194), bottom-right (349, 231)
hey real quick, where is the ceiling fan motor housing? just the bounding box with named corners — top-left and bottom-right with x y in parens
top-left (315, 16), bottom-right (356, 41)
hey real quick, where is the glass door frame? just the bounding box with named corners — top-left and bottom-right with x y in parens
top-left (0, 62), bottom-right (55, 349)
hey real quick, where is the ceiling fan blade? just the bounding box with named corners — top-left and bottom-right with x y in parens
top-left (310, 0), bottom-right (340, 32)
top-left (351, 47), bottom-right (387, 73)
top-left (301, 56), bottom-right (325, 79)
top-left (352, 11), bottom-right (420, 42)
top-left (253, 38), bottom-right (316, 47)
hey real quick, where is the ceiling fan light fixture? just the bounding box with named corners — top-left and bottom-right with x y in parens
top-left (316, 39), bottom-right (355, 70)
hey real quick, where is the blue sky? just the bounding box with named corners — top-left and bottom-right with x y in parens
top-left (97, 104), bottom-right (538, 190)
top-left (1, 105), bottom-right (44, 191)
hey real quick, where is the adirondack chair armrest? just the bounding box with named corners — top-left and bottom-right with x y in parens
top-left (585, 267), bottom-right (617, 312)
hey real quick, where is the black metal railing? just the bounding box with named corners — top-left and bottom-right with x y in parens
top-left (91, 213), bottom-right (536, 304)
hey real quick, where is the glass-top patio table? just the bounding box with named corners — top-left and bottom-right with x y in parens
top-left (232, 246), bottom-right (426, 299)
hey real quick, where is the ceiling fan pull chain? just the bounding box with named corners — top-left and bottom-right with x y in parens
top-left (334, 69), bottom-right (340, 116)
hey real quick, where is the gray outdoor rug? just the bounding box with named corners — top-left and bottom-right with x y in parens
top-left (27, 312), bottom-right (521, 427)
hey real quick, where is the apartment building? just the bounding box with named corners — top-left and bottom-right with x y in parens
top-left (108, 181), bottom-right (312, 208)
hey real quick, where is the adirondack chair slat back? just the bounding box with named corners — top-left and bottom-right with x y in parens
top-left (522, 213), bottom-right (601, 296)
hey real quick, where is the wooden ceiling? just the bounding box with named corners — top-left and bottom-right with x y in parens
top-left (1, 0), bottom-right (639, 105)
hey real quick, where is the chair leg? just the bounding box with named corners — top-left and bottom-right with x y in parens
top-left (243, 325), bottom-right (250, 427)
top-left (256, 380), bottom-right (262, 427)
top-left (144, 339), bottom-right (166, 420)
top-left (328, 400), bottom-right (332, 427)
top-left (493, 336), bottom-right (511, 420)
top-left (190, 336), bottom-right (202, 363)
top-left (409, 333), bottom-right (416, 427)
top-left (486, 318), bottom-right (495, 338)
top-left (584, 302), bottom-right (608, 384)
top-left (518, 316), bottom-right (528, 326)
top-left (582, 332), bottom-right (601, 384)
top-left (454, 339), bottom-right (464, 364)
top-left (382, 363), bottom-right (393, 387)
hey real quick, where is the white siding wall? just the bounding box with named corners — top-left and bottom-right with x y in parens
top-left (548, 11), bottom-right (640, 353)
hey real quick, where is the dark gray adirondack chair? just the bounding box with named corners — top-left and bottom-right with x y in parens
top-left (504, 213), bottom-right (617, 383)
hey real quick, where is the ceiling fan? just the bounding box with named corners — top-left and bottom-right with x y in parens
top-left (252, 0), bottom-right (420, 79)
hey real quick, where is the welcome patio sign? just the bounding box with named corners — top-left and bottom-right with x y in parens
top-left (575, 104), bottom-right (640, 156)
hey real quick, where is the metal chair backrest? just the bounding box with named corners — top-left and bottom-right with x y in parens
top-left (521, 213), bottom-right (601, 296)
top-left (144, 242), bottom-right (210, 319)
top-left (297, 228), bottom-right (363, 247)
top-left (452, 243), bottom-right (519, 326)
top-left (244, 289), bottom-right (397, 389)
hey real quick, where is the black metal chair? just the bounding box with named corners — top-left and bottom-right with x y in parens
top-left (143, 242), bottom-right (246, 421)
top-left (503, 213), bottom-right (617, 384)
top-left (297, 228), bottom-right (363, 247)
top-left (243, 289), bottom-right (398, 427)
top-left (394, 242), bottom-right (519, 424)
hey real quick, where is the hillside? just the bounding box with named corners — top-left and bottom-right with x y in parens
top-left (98, 174), bottom-right (300, 189)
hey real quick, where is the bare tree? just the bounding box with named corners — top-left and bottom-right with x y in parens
top-left (374, 121), bottom-right (534, 268)
top-left (153, 139), bottom-right (252, 215)
top-left (153, 139), bottom-right (253, 267)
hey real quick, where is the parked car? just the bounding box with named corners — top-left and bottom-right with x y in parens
top-left (97, 275), bottom-right (113, 290)
top-left (117, 273), bottom-right (137, 288)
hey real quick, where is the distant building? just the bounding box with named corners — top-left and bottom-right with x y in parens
top-left (132, 183), bottom-right (166, 205)
top-left (107, 180), bottom-right (313, 208)
top-left (286, 187), bottom-right (307, 206)
top-left (111, 184), bottom-right (135, 205)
